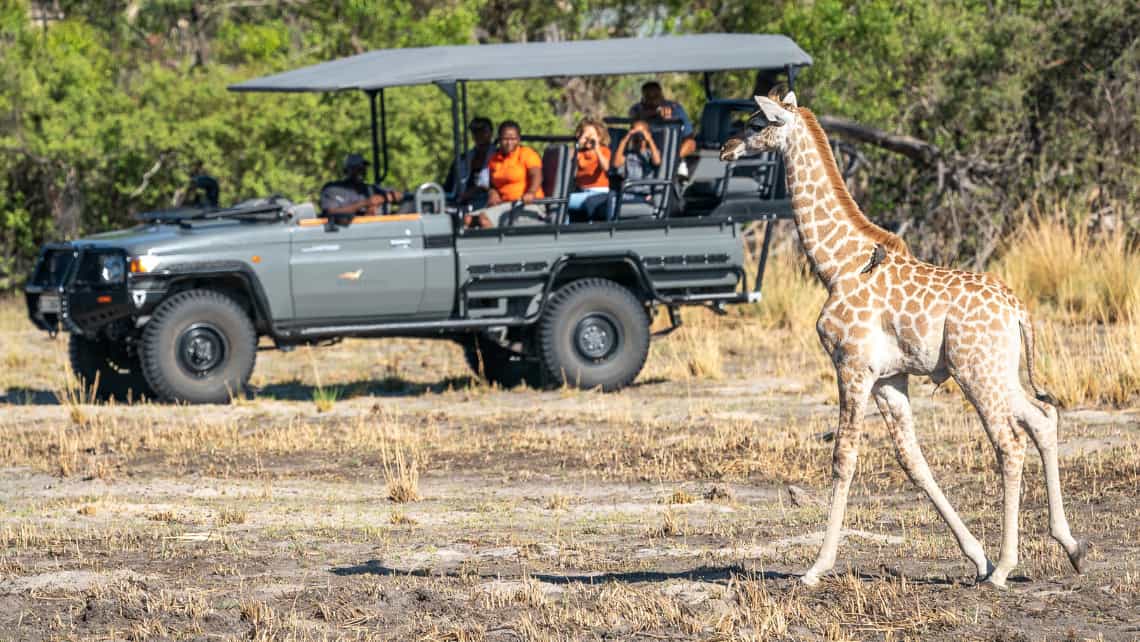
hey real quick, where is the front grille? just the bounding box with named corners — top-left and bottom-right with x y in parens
top-left (31, 249), bottom-right (77, 287)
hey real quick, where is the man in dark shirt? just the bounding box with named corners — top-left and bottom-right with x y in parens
top-left (319, 153), bottom-right (403, 219)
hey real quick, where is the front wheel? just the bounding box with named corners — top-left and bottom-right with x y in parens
top-left (68, 334), bottom-right (153, 402)
top-left (140, 289), bottom-right (257, 404)
top-left (538, 279), bottom-right (650, 391)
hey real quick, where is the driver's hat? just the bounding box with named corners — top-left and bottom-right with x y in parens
top-left (343, 153), bottom-right (369, 171)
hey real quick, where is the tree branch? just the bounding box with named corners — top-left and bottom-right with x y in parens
top-left (818, 115), bottom-right (942, 167)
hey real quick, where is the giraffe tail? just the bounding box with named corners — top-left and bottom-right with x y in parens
top-left (1018, 311), bottom-right (1061, 408)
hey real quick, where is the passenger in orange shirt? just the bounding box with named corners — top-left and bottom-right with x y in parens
top-left (573, 118), bottom-right (611, 190)
top-left (463, 121), bottom-right (546, 228)
top-left (569, 118), bottom-right (613, 222)
top-left (486, 121), bottom-right (543, 206)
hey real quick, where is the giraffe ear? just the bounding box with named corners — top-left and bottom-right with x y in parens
top-left (753, 96), bottom-right (790, 124)
top-left (781, 91), bottom-right (797, 109)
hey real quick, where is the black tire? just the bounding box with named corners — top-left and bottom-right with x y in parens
top-left (462, 333), bottom-right (546, 389)
top-left (539, 278), bottom-right (650, 391)
top-left (68, 334), bottom-right (153, 402)
top-left (140, 289), bottom-right (257, 404)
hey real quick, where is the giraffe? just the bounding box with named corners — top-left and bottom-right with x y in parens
top-left (720, 88), bottom-right (1089, 588)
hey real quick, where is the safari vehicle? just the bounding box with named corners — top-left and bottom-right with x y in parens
top-left (24, 34), bottom-right (812, 404)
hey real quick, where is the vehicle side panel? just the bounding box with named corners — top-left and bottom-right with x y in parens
top-left (454, 220), bottom-right (745, 316)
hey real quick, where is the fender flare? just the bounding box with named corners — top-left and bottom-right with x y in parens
top-left (136, 261), bottom-right (276, 333)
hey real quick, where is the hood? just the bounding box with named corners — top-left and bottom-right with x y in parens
top-left (74, 219), bottom-right (292, 256)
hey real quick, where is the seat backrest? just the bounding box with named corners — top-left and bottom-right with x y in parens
top-left (541, 144), bottom-right (577, 198)
top-left (540, 144), bottom-right (577, 223)
top-left (696, 99), bottom-right (758, 150)
top-left (290, 201), bottom-right (318, 223)
top-left (647, 123), bottom-right (680, 214)
top-left (718, 152), bottom-right (785, 201)
top-left (607, 126), bottom-right (628, 150)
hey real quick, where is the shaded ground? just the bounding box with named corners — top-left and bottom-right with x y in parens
top-left (0, 309), bottom-right (1137, 640)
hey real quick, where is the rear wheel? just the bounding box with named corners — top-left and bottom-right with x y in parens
top-left (68, 334), bottom-right (152, 402)
top-left (462, 333), bottom-right (545, 389)
top-left (539, 278), bottom-right (650, 391)
top-left (140, 289), bottom-right (257, 404)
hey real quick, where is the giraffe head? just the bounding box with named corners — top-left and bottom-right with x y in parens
top-left (720, 87), bottom-right (799, 161)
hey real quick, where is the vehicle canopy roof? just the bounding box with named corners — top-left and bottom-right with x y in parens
top-left (229, 33), bottom-right (811, 93)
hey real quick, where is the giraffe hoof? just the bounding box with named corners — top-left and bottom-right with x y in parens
top-left (978, 576), bottom-right (1008, 591)
top-left (801, 573), bottom-right (822, 587)
top-left (1067, 539), bottom-right (1090, 574)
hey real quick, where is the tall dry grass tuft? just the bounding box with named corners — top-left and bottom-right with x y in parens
top-left (996, 218), bottom-right (1140, 323)
top-left (646, 317), bottom-right (725, 381)
top-left (994, 217), bottom-right (1140, 406)
top-left (1034, 309), bottom-right (1140, 407)
top-left (379, 422), bottom-right (421, 503)
top-left (52, 338), bottom-right (93, 425)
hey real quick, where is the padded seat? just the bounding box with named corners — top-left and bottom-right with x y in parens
top-left (289, 202), bottom-right (318, 223)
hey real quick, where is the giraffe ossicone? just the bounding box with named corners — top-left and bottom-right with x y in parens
top-left (721, 92), bottom-right (1089, 588)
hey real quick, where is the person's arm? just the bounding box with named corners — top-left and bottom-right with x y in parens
top-left (613, 133), bottom-right (632, 167)
top-left (321, 187), bottom-right (379, 216)
top-left (596, 145), bottom-right (611, 173)
top-left (523, 166), bottom-right (541, 203)
top-left (521, 148), bottom-right (542, 203)
top-left (643, 134), bottom-right (662, 167)
top-left (674, 102), bottom-right (694, 138)
top-left (487, 187), bottom-right (502, 206)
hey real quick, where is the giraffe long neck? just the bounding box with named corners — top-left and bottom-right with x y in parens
top-left (782, 109), bottom-right (907, 288)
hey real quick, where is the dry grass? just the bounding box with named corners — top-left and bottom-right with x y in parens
top-left (996, 217), bottom-right (1140, 323)
top-left (993, 217), bottom-right (1140, 406)
top-left (379, 420), bottom-right (421, 503)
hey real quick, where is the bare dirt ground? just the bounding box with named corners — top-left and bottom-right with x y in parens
top-left (0, 304), bottom-right (1137, 641)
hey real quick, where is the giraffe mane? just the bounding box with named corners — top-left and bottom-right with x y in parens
top-left (797, 108), bottom-right (910, 256)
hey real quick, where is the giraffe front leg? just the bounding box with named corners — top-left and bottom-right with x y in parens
top-left (802, 365), bottom-right (874, 586)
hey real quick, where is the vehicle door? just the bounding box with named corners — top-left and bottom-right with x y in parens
top-left (289, 214), bottom-right (426, 320)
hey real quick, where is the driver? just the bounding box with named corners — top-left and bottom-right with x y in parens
top-left (319, 153), bottom-right (404, 219)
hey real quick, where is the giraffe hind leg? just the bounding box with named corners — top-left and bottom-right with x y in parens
top-left (954, 370), bottom-right (1026, 588)
top-left (1011, 392), bottom-right (1089, 572)
top-left (872, 374), bottom-right (992, 581)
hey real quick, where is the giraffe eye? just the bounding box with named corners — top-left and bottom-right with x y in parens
top-left (747, 115), bottom-right (769, 129)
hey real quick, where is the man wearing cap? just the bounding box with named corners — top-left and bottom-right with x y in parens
top-left (319, 153), bottom-right (404, 219)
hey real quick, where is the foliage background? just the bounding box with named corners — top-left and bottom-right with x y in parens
top-left (1, 0), bottom-right (1136, 286)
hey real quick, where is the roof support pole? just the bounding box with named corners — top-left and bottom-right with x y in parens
top-left (702, 72), bottom-right (714, 101)
top-left (460, 80), bottom-right (469, 162)
top-left (379, 89), bottom-right (389, 182)
top-left (367, 89), bottom-right (389, 183)
top-left (786, 64), bottom-right (799, 91)
top-left (435, 80), bottom-right (462, 200)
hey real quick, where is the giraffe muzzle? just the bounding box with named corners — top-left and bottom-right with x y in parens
top-left (720, 138), bottom-right (746, 162)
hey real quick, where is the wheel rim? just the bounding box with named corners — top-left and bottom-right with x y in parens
top-left (176, 323), bottom-right (228, 377)
top-left (574, 314), bottom-right (620, 361)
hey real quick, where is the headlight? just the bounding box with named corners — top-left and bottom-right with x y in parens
top-left (128, 255), bottom-right (161, 274)
top-left (99, 255), bottom-right (125, 283)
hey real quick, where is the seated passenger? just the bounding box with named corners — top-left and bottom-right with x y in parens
top-left (628, 80), bottom-right (695, 176)
top-left (319, 153), bottom-right (403, 221)
top-left (567, 117), bottom-right (611, 217)
top-left (614, 120), bottom-right (661, 198)
top-left (445, 117), bottom-right (495, 209)
top-left (465, 121), bottom-right (545, 228)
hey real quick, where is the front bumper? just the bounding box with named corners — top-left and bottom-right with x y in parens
top-left (24, 245), bottom-right (133, 336)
